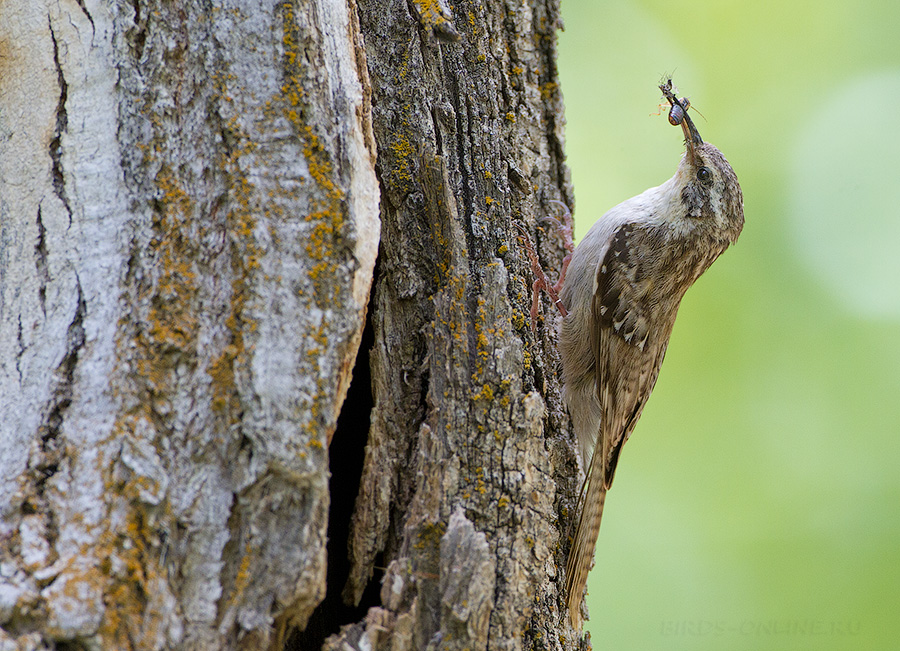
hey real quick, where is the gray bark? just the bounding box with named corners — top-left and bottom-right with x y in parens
top-left (0, 0), bottom-right (586, 649)
top-left (0, 0), bottom-right (375, 649)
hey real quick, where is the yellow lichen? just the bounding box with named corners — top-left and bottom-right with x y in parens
top-left (412, 0), bottom-right (453, 31)
top-left (472, 384), bottom-right (494, 402)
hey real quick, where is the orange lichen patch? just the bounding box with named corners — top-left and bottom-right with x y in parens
top-left (472, 383), bottom-right (494, 402)
top-left (300, 126), bottom-right (342, 203)
top-left (473, 300), bottom-right (492, 365)
top-left (234, 548), bottom-right (253, 594)
top-left (220, 544), bottom-right (255, 610)
top-left (412, 520), bottom-right (447, 552)
top-left (276, 2), bottom-right (348, 314)
top-left (208, 344), bottom-right (240, 413)
top-left (93, 463), bottom-right (170, 648)
top-left (119, 165), bottom-right (204, 405)
top-left (389, 134), bottom-right (415, 191)
top-left (396, 46), bottom-right (411, 82)
top-left (210, 142), bottom-right (261, 424)
top-left (106, 116), bottom-right (214, 642)
top-left (498, 378), bottom-right (512, 407)
top-left (539, 81), bottom-right (558, 101)
top-left (306, 211), bottom-right (344, 260)
top-left (412, 0), bottom-right (455, 32)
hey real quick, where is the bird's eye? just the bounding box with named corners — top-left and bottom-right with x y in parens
top-left (697, 166), bottom-right (712, 184)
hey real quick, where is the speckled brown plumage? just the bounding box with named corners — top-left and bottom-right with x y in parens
top-left (560, 85), bottom-right (744, 628)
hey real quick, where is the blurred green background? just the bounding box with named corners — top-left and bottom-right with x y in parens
top-left (557, 0), bottom-right (900, 649)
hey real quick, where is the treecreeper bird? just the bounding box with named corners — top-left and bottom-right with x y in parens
top-left (553, 80), bottom-right (744, 627)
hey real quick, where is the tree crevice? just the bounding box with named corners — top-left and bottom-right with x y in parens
top-left (35, 205), bottom-right (50, 318)
top-left (48, 18), bottom-right (72, 225)
top-left (26, 277), bottom-right (85, 552)
top-left (288, 281), bottom-right (380, 649)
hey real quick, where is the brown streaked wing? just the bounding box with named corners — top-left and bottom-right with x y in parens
top-left (591, 223), bottom-right (669, 489)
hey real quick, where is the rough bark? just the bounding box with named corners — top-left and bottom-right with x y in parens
top-left (0, 0), bottom-right (586, 650)
top-left (327, 0), bottom-right (586, 649)
top-left (0, 0), bottom-right (376, 649)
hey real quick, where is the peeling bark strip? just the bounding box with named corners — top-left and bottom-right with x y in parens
top-left (0, 1), bottom-right (376, 650)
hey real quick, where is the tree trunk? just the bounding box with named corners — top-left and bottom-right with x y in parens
top-left (0, 0), bottom-right (584, 650)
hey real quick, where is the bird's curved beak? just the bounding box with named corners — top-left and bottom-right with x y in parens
top-left (658, 80), bottom-right (704, 165)
top-left (680, 109), bottom-right (703, 164)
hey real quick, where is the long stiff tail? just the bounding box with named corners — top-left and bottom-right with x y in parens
top-left (565, 471), bottom-right (607, 628)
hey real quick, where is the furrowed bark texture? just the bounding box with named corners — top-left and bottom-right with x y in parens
top-left (328, 0), bottom-right (587, 649)
top-left (0, 0), bottom-right (588, 650)
top-left (0, 1), bottom-right (377, 649)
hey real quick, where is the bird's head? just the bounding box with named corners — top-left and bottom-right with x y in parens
top-left (662, 81), bottom-right (744, 247)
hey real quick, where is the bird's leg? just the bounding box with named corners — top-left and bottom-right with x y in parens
top-left (516, 205), bottom-right (573, 331)
top-left (543, 200), bottom-right (575, 295)
top-left (516, 225), bottom-right (566, 330)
